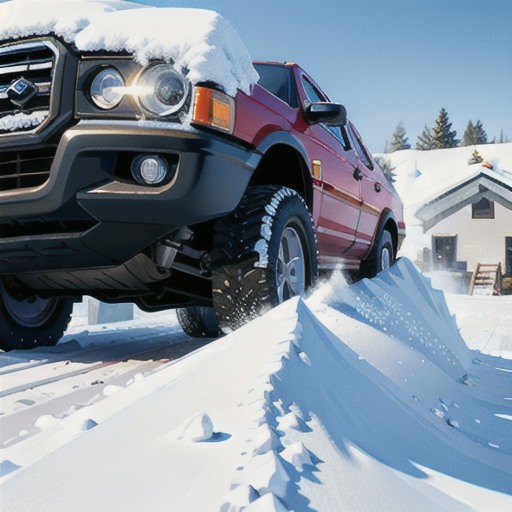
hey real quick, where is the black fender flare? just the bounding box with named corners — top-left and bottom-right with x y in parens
top-left (368, 208), bottom-right (398, 256)
top-left (256, 131), bottom-right (311, 172)
top-left (253, 131), bottom-right (313, 208)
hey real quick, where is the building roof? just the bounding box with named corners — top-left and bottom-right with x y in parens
top-left (415, 171), bottom-right (512, 230)
top-left (374, 143), bottom-right (512, 230)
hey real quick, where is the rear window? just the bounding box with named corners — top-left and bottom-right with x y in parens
top-left (253, 63), bottom-right (299, 108)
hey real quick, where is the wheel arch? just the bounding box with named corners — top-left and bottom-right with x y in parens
top-left (382, 210), bottom-right (399, 255)
top-left (250, 132), bottom-right (313, 211)
top-left (371, 208), bottom-right (399, 257)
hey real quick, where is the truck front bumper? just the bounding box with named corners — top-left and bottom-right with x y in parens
top-left (0, 123), bottom-right (259, 275)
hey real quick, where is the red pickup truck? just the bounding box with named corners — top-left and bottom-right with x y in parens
top-left (0, 38), bottom-right (404, 349)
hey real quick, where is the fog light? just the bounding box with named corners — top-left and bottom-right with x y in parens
top-left (131, 155), bottom-right (168, 185)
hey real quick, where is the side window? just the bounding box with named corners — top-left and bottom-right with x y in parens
top-left (328, 125), bottom-right (350, 151)
top-left (301, 76), bottom-right (325, 103)
top-left (347, 124), bottom-right (373, 170)
top-left (302, 75), bottom-right (349, 150)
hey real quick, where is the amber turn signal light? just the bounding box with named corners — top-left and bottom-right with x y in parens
top-left (192, 87), bottom-right (235, 134)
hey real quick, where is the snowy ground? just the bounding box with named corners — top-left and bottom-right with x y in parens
top-left (0, 258), bottom-right (510, 512)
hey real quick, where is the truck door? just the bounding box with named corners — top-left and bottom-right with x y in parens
top-left (299, 74), bottom-right (362, 266)
top-left (346, 122), bottom-right (382, 260)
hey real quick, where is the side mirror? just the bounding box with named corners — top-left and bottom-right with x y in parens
top-left (305, 102), bottom-right (347, 126)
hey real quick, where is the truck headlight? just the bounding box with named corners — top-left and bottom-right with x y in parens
top-left (136, 64), bottom-right (189, 117)
top-left (90, 68), bottom-right (125, 109)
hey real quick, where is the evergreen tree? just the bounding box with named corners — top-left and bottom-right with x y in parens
top-left (433, 108), bottom-right (459, 148)
top-left (462, 120), bottom-right (478, 146)
top-left (390, 122), bottom-right (411, 152)
top-left (375, 157), bottom-right (396, 183)
top-left (416, 124), bottom-right (435, 150)
top-left (474, 120), bottom-right (487, 144)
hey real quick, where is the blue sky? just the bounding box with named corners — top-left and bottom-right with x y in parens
top-left (131, 0), bottom-right (511, 153)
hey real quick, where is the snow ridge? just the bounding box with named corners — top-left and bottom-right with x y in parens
top-left (221, 311), bottom-right (316, 512)
top-left (328, 258), bottom-right (474, 378)
top-left (224, 259), bottom-right (511, 511)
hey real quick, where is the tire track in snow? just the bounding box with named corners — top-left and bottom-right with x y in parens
top-left (0, 333), bottom-right (214, 449)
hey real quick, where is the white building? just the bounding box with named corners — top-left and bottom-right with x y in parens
top-left (375, 143), bottom-right (512, 286)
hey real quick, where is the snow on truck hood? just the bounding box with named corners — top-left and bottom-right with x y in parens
top-left (0, 0), bottom-right (259, 97)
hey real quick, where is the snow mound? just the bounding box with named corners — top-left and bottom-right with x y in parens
top-left (171, 412), bottom-right (214, 442)
top-left (0, 1), bottom-right (259, 96)
top-left (223, 259), bottom-right (511, 511)
top-left (1, 259), bottom-right (510, 512)
top-left (316, 257), bottom-right (473, 378)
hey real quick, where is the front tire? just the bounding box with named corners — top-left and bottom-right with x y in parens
top-left (212, 185), bottom-right (317, 333)
top-left (0, 284), bottom-right (73, 351)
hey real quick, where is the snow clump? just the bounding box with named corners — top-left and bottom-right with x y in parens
top-left (0, 111), bottom-right (48, 132)
top-left (0, 0), bottom-right (259, 97)
top-left (171, 412), bottom-right (214, 442)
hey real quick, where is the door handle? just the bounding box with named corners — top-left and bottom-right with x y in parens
top-left (353, 168), bottom-right (364, 181)
top-left (374, 183), bottom-right (381, 193)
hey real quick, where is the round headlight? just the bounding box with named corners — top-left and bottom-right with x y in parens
top-left (136, 64), bottom-right (189, 117)
top-left (90, 68), bottom-right (125, 109)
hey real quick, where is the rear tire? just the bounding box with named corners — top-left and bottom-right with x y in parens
top-left (212, 185), bottom-right (317, 333)
top-left (0, 284), bottom-right (73, 351)
top-left (177, 306), bottom-right (221, 338)
top-left (360, 229), bottom-right (395, 278)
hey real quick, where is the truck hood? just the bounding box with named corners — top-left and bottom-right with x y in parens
top-left (0, 0), bottom-right (259, 96)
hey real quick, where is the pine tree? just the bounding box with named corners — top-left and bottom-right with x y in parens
top-left (416, 124), bottom-right (435, 150)
top-left (375, 157), bottom-right (396, 183)
top-left (474, 120), bottom-right (487, 144)
top-left (390, 122), bottom-right (411, 152)
top-left (433, 108), bottom-right (459, 148)
top-left (462, 120), bottom-right (477, 146)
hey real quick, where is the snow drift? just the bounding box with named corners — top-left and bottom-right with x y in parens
top-left (1, 258), bottom-right (510, 512)
top-left (0, 0), bottom-right (259, 96)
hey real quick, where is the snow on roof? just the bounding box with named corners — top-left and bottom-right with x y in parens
top-left (375, 143), bottom-right (512, 217)
top-left (0, 0), bottom-right (259, 96)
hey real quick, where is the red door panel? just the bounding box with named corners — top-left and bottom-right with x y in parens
top-left (302, 124), bottom-right (361, 264)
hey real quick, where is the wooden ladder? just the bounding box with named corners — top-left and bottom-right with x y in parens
top-left (469, 263), bottom-right (502, 295)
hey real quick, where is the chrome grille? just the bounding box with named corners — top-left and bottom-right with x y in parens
top-left (0, 40), bottom-right (58, 134)
top-left (0, 146), bottom-right (56, 191)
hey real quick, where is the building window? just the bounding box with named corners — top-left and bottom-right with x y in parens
top-left (472, 197), bottom-right (495, 219)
